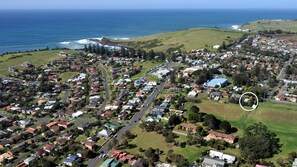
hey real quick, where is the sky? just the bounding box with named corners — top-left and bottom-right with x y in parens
top-left (0, 0), bottom-right (297, 10)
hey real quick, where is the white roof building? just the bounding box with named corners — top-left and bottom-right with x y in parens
top-left (72, 111), bottom-right (84, 118)
top-left (98, 129), bottom-right (112, 138)
top-left (209, 150), bottom-right (236, 164)
top-left (187, 90), bottom-right (197, 98)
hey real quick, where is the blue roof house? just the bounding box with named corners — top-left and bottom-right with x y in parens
top-left (205, 78), bottom-right (228, 88)
top-left (63, 154), bottom-right (81, 166)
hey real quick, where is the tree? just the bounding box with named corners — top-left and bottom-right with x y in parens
top-left (149, 50), bottom-right (155, 60)
top-left (203, 114), bottom-right (220, 130)
top-left (170, 74), bottom-right (176, 84)
top-left (145, 147), bottom-right (160, 165)
top-left (196, 125), bottom-right (204, 135)
top-left (188, 112), bottom-right (203, 123)
top-left (233, 73), bottom-right (249, 86)
top-left (168, 115), bottom-right (181, 126)
top-left (158, 52), bottom-right (166, 61)
top-left (239, 123), bottom-right (281, 163)
top-left (189, 105), bottom-right (200, 113)
top-left (219, 121), bottom-right (232, 134)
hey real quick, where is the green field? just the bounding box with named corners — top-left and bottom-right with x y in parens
top-left (243, 20), bottom-right (297, 33)
top-left (58, 72), bottom-right (80, 83)
top-left (127, 99), bottom-right (297, 164)
top-left (186, 100), bottom-right (297, 162)
top-left (131, 60), bottom-right (163, 80)
top-left (113, 28), bottom-right (245, 52)
top-left (124, 126), bottom-right (211, 162)
top-left (0, 50), bottom-right (76, 75)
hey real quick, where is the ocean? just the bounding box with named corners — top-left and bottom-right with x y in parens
top-left (0, 9), bottom-right (297, 54)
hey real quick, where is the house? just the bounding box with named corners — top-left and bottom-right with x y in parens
top-left (55, 138), bottom-right (68, 146)
top-left (202, 157), bottom-right (225, 167)
top-left (58, 121), bottom-right (71, 129)
top-left (205, 131), bottom-right (237, 144)
top-left (183, 66), bottom-right (203, 77)
top-left (84, 141), bottom-right (97, 151)
top-left (205, 78), bottom-right (228, 88)
top-left (194, 86), bottom-right (204, 93)
top-left (98, 129), bottom-right (112, 138)
top-left (76, 148), bottom-right (88, 158)
top-left (100, 158), bottom-right (120, 167)
top-left (46, 122), bottom-right (58, 128)
top-left (24, 156), bottom-right (36, 165)
top-left (16, 162), bottom-right (28, 167)
top-left (156, 163), bottom-right (177, 167)
top-left (26, 127), bottom-right (38, 134)
top-left (118, 153), bottom-right (137, 164)
top-left (168, 87), bottom-right (182, 93)
top-left (42, 130), bottom-right (54, 138)
top-left (35, 149), bottom-right (46, 158)
top-left (188, 90), bottom-right (197, 98)
top-left (63, 154), bottom-right (81, 167)
top-left (104, 123), bottom-right (120, 132)
top-left (18, 119), bottom-right (32, 128)
top-left (146, 116), bottom-right (159, 122)
top-left (102, 111), bottom-right (114, 119)
top-left (255, 165), bottom-right (270, 167)
top-left (0, 151), bottom-right (14, 165)
top-left (131, 158), bottom-right (147, 167)
top-left (275, 93), bottom-right (286, 101)
top-left (78, 123), bottom-right (90, 131)
top-left (7, 125), bottom-right (21, 132)
top-left (209, 150), bottom-right (236, 164)
top-left (0, 139), bottom-right (13, 148)
top-left (180, 123), bottom-right (197, 134)
top-left (64, 133), bottom-right (75, 141)
top-left (72, 111), bottom-right (84, 118)
top-left (43, 143), bottom-right (54, 153)
top-left (50, 125), bottom-right (61, 133)
top-left (8, 135), bottom-right (22, 143)
top-left (209, 91), bottom-right (223, 101)
top-left (156, 162), bottom-right (176, 167)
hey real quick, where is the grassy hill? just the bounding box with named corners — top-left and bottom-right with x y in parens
top-left (113, 28), bottom-right (245, 52)
top-left (243, 20), bottom-right (297, 33)
top-left (186, 100), bottom-right (297, 163)
top-left (0, 50), bottom-right (76, 76)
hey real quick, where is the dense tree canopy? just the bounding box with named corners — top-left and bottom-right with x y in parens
top-left (239, 123), bottom-right (281, 163)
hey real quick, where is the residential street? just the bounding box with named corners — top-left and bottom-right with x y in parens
top-left (87, 77), bottom-right (168, 167)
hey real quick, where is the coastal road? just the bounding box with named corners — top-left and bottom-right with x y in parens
top-left (87, 77), bottom-right (169, 167)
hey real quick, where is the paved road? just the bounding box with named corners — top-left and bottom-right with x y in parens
top-left (87, 78), bottom-right (168, 167)
top-left (97, 65), bottom-right (110, 114)
top-left (268, 57), bottom-right (294, 97)
top-left (61, 83), bottom-right (71, 104)
top-left (277, 57), bottom-right (294, 80)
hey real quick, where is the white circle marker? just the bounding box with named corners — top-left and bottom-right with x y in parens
top-left (239, 92), bottom-right (259, 112)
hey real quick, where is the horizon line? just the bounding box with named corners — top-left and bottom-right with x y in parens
top-left (0, 8), bottom-right (297, 10)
